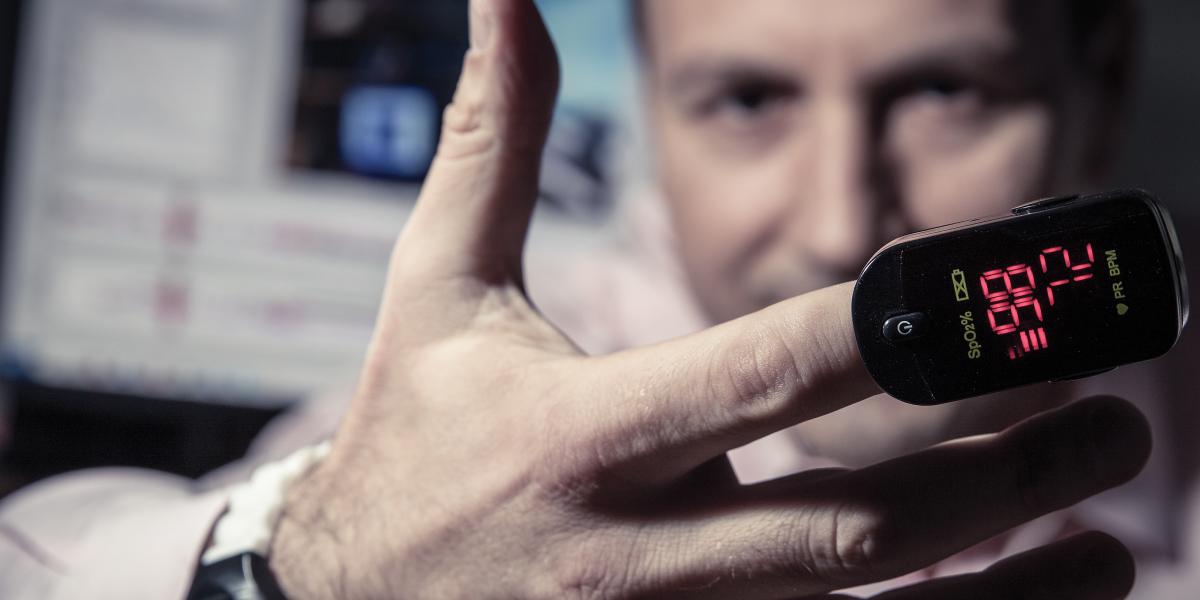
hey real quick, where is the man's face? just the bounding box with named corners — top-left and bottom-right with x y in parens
top-left (642, 0), bottom-right (1114, 462)
top-left (644, 0), bottom-right (1101, 322)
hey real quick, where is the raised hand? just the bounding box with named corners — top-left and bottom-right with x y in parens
top-left (266, 2), bottom-right (1150, 598)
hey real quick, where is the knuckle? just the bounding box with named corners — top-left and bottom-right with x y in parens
top-left (530, 444), bottom-right (603, 507)
top-left (1009, 426), bottom-right (1071, 515)
top-left (791, 504), bottom-right (892, 586)
top-left (440, 49), bottom-right (489, 132)
top-left (712, 324), bottom-right (805, 424)
top-left (437, 106), bottom-right (497, 164)
top-left (548, 535), bottom-right (638, 600)
top-left (527, 386), bottom-right (625, 506)
top-left (1012, 440), bottom-right (1051, 515)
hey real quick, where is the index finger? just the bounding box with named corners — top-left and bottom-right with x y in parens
top-left (580, 282), bottom-right (880, 481)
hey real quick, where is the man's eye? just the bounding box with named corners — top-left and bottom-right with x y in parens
top-left (722, 85), bottom-right (777, 112)
top-left (708, 82), bottom-right (795, 119)
top-left (891, 75), bottom-right (987, 123)
top-left (909, 77), bottom-right (973, 100)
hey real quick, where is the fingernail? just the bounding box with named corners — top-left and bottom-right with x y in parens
top-left (470, 0), bottom-right (495, 50)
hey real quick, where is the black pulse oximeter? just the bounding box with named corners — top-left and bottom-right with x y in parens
top-left (852, 189), bottom-right (1189, 405)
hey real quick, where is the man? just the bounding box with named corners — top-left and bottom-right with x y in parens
top-left (0, 0), bottom-right (1177, 598)
top-left (634, 0), bottom-right (1141, 468)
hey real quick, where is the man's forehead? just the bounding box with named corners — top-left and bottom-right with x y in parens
top-left (641, 0), bottom-right (1052, 78)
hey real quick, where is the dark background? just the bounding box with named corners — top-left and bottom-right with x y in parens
top-left (1111, 0), bottom-right (1200, 221)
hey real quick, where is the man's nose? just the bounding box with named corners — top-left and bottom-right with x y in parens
top-left (796, 99), bottom-right (884, 274)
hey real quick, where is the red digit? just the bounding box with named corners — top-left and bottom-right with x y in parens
top-left (1041, 242), bottom-right (1095, 304)
top-left (980, 269), bottom-right (1008, 302)
top-left (983, 263), bottom-right (1041, 342)
top-left (1010, 295), bottom-right (1043, 330)
top-left (989, 301), bottom-right (1018, 335)
top-left (1073, 243), bottom-right (1095, 282)
top-left (985, 249), bottom-right (1072, 361)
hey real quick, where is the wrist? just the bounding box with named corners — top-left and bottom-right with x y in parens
top-left (189, 442), bottom-right (332, 600)
top-left (268, 466), bottom-right (347, 600)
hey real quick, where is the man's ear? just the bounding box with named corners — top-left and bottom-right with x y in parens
top-left (1077, 0), bottom-right (1140, 183)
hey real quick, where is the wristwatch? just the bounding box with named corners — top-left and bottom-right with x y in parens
top-left (187, 552), bottom-right (288, 600)
top-left (186, 442), bottom-right (331, 600)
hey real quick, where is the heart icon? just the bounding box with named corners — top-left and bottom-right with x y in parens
top-left (1117, 303), bottom-right (1130, 316)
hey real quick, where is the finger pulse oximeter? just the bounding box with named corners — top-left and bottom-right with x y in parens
top-left (852, 189), bottom-right (1189, 405)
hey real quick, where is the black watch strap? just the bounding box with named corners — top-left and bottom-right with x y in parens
top-left (186, 553), bottom-right (289, 600)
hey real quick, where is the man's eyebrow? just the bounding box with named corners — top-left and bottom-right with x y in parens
top-left (660, 36), bottom-right (1036, 98)
top-left (664, 58), bottom-right (797, 97)
top-left (863, 37), bottom-right (1031, 90)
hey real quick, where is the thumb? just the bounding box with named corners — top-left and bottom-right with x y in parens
top-left (396, 0), bottom-right (560, 286)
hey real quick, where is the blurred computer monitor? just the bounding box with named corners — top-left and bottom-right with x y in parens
top-left (0, 0), bottom-right (478, 409)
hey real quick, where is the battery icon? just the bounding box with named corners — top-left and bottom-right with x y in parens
top-left (952, 269), bottom-right (970, 302)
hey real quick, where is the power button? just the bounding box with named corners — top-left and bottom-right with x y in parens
top-left (883, 312), bottom-right (929, 342)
